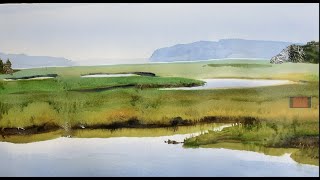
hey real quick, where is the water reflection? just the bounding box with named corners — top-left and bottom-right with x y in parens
top-left (0, 123), bottom-right (318, 176)
top-left (160, 79), bottom-right (295, 90)
top-left (81, 74), bottom-right (138, 78)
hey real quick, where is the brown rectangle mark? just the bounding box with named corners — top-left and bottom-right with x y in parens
top-left (289, 97), bottom-right (311, 108)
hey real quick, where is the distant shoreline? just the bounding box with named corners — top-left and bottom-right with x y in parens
top-left (13, 58), bottom-right (269, 70)
top-left (148, 58), bottom-right (268, 64)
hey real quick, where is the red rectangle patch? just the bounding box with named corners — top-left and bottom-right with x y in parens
top-left (290, 97), bottom-right (311, 108)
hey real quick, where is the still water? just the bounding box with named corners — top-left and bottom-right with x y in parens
top-left (160, 79), bottom-right (295, 90)
top-left (81, 74), bottom-right (138, 78)
top-left (0, 124), bottom-right (318, 177)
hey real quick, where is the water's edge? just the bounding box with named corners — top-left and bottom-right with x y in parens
top-left (0, 123), bottom-right (318, 176)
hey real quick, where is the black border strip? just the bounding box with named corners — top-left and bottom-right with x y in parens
top-left (0, 2), bottom-right (320, 4)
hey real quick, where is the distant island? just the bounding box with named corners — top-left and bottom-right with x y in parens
top-left (149, 39), bottom-right (296, 62)
top-left (0, 52), bottom-right (74, 69)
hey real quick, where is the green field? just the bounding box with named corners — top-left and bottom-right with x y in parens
top-left (0, 59), bottom-right (319, 165)
top-left (0, 76), bottom-right (204, 94)
top-left (1, 60), bottom-right (318, 81)
top-left (207, 63), bottom-right (272, 68)
top-left (0, 59), bottom-right (318, 127)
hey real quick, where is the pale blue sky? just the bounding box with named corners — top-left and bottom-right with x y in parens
top-left (0, 3), bottom-right (318, 62)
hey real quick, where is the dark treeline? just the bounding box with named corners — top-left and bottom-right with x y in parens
top-left (0, 58), bottom-right (13, 74)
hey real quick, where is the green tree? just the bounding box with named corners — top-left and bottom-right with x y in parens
top-left (6, 59), bottom-right (12, 68)
top-left (289, 45), bottom-right (304, 63)
top-left (0, 58), bottom-right (3, 74)
top-left (3, 58), bottom-right (13, 74)
top-left (302, 41), bottom-right (319, 64)
top-left (289, 46), bottom-right (297, 63)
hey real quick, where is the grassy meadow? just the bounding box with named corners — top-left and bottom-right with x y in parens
top-left (0, 59), bottom-right (318, 128)
top-left (0, 82), bottom-right (318, 128)
top-left (0, 76), bottom-right (204, 94)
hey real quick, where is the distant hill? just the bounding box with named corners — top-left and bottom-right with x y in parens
top-left (0, 52), bottom-right (74, 69)
top-left (149, 39), bottom-right (296, 62)
top-left (270, 41), bottom-right (319, 64)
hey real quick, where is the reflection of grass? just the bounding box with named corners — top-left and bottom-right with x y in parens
top-left (208, 64), bottom-right (272, 68)
top-left (201, 142), bottom-right (319, 166)
top-left (0, 123), bottom-right (225, 143)
top-left (72, 123), bottom-right (223, 138)
top-left (201, 142), bottom-right (297, 156)
top-left (291, 148), bottom-right (319, 166)
top-left (184, 121), bottom-right (319, 166)
top-left (0, 130), bottom-right (63, 144)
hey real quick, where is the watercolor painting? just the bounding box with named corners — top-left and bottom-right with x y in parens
top-left (0, 3), bottom-right (319, 177)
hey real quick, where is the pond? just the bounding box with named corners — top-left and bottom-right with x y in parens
top-left (0, 124), bottom-right (318, 177)
top-left (160, 79), bottom-right (295, 90)
top-left (3, 74), bottom-right (58, 81)
top-left (81, 74), bottom-right (139, 78)
top-left (3, 77), bottom-right (55, 81)
top-left (80, 72), bottom-right (156, 78)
